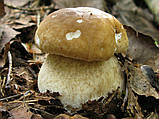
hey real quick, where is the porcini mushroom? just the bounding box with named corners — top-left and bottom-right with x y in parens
top-left (35, 7), bottom-right (128, 109)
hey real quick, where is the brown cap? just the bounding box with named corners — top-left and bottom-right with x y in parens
top-left (35, 7), bottom-right (128, 61)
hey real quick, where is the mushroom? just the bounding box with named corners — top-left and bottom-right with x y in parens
top-left (35, 7), bottom-right (128, 109)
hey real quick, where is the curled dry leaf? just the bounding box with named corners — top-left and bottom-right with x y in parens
top-left (112, 0), bottom-right (159, 71)
top-left (54, 0), bottom-right (106, 11)
top-left (145, 54), bottom-right (159, 71)
top-left (128, 64), bottom-right (159, 99)
top-left (141, 65), bottom-right (159, 90)
top-left (10, 19), bottom-right (36, 29)
top-left (125, 26), bottom-right (159, 64)
top-left (113, 0), bottom-right (159, 42)
top-left (0, 24), bottom-right (20, 51)
top-left (0, 24), bottom-right (19, 67)
top-left (126, 73), bottom-right (143, 118)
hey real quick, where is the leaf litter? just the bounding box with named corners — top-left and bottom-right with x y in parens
top-left (0, 0), bottom-right (159, 119)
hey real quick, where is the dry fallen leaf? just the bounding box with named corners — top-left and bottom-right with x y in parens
top-left (0, 0), bottom-right (5, 18)
top-left (128, 64), bottom-right (159, 99)
top-left (145, 54), bottom-right (159, 71)
top-left (0, 42), bottom-right (10, 67)
top-left (10, 19), bottom-right (36, 29)
top-left (0, 24), bottom-right (20, 51)
top-left (31, 114), bottom-right (43, 119)
top-left (125, 26), bottom-right (159, 64)
top-left (0, 24), bottom-right (19, 67)
top-left (0, 103), bottom-right (10, 119)
top-left (54, 114), bottom-right (89, 119)
top-left (0, 0), bottom-right (159, 118)
top-left (126, 79), bottom-right (143, 118)
top-left (8, 106), bottom-right (33, 119)
top-left (145, 0), bottom-right (159, 25)
top-left (110, 0), bottom-right (159, 71)
top-left (54, 0), bottom-right (106, 11)
top-left (4, 0), bottom-right (30, 8)
top-left (113, 0), bottom-right (159, 42)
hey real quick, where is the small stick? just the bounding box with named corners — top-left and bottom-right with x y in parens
top-left (37, 11), bottom-right (41, 27)
top-left (0, 93), bottom-right (22, 101)
top-left (123, 85), bottom-right (128, 105)
top-left (8, 99), bottom-right (38, 104)
top-left (5, 3), bottom-right (55, 12)
top-left (18, 90), bottom-right (33, 101)
top-left (0, 90), bottom-right (32, 101)
top-left (5, 51), bottom-right (12, 88)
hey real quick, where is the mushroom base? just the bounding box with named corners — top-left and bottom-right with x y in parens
top-left (38, 54), bottom-right (124, 108)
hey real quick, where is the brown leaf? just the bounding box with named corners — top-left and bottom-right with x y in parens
top-left (12, 66), bottom-right (37, 89)
top-left (145, 0), bottom-right (159, 25)
top-left (54, 114), bottom-right (70, 119)
top-left (31, 114), bottom-right (43, 119)
top-left (145, 54), bottom-right (159, 71)
top-left (10, 18), bottom-right (36, 29)
top-left (128, 64), bottom-right (159, 99)
top-left (0, 42), bottom-right (10, 67)
top-left (4, 0), bottom-right (30, 7)
top-left (0, 24), bottom-right (19, 67)
top-left (54, 0), bottom-right (106, 11)
top-left (9, 106), bottom-right (33, 119)
top-left (127, 76), bottom-right (144, 118)
top-left (113, 0), bottom-right (159, 42)
top-left (125, 26), bottom-right (159, 64)
top-left (54, 114), bottom-right (88, 119)
top-left (0, 24), bottom-right (20, 51)
top-left (0, 0), bottom-right (5, 18)
top-left (72, 114), bottom-right (89, 119)
top-left (0, 104), bottom-right (10, 119)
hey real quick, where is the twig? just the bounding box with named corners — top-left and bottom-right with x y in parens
top-left (122, 85), bottom-right (128, 106)
top-left (0, 90), bottom-right (32, 102)
top-left (4, 3), bottom-right (55, 12)
top-left (0, 76), bottom-right (5, 96)
top-left (103, 88), bottom-right (119, 105)
top-left (8, 99), bottom-right (38, 104)
top-left (0, 93), bottom-right (23, 101)
top-left (18, 90), bottom-right (33, 101)
top-left (37, 11), bottom-right (41, 27)
top-left (27, 66), bottom-right (37, 79)
top-left (5, 51), bottom-right (12, 88)
top-left (1, 77), bottom-right (6, 96)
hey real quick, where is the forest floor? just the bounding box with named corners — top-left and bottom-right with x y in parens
top-left (0, 0), bottom-right (159, 119)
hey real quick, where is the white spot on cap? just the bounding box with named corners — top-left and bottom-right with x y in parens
top-left (101, 48), bottom-right (104, 51)
top-left (52, 15), bottom-right (57, 18)
top-left (115, 33), bottom-right (122, 45)
top-left (35, 34), bottom-right (40, 46)
top-left (66, 30), bottom-right (81, 40)
top-left (76, 19), bottom-right (83, 23)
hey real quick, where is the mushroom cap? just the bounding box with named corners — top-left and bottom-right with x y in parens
top-left (35, 7), bottom-right (128, 61)
top-left (38, 54), bottom-right (124, 108)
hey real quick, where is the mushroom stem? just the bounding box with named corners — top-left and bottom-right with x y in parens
top-left (38, 54), bottom-right (124, 108)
